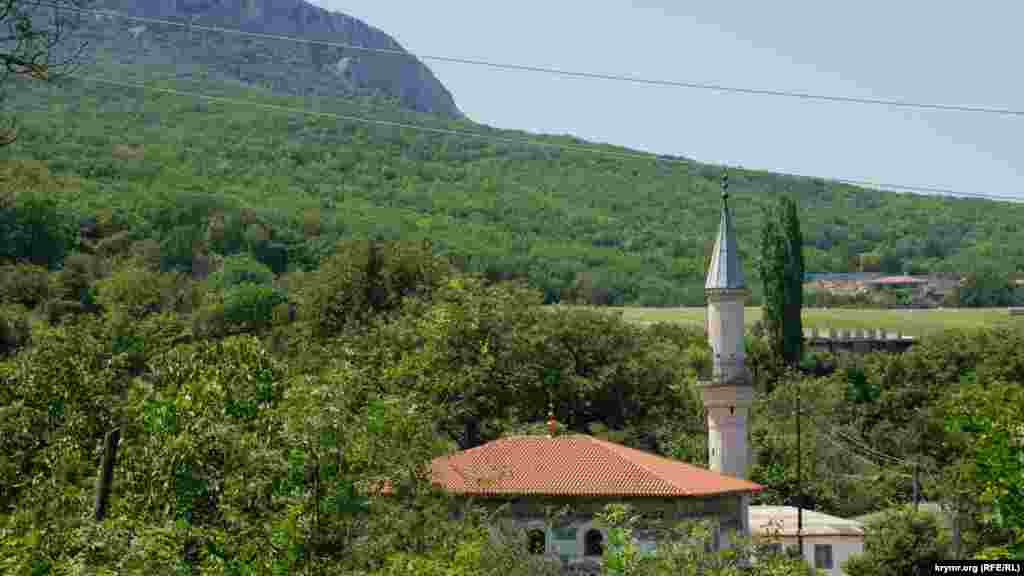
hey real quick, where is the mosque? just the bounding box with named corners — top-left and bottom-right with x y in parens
top-left (421, 176), bottom-right (863, 574)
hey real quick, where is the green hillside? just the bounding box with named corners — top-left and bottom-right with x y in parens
top-left (3, 62), bottom-right (1024, 305)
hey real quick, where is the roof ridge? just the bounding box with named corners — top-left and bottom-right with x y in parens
top-left (586, 436), bottom-right (689, 495)
top-left (497, 433), bottom-right (591, 440)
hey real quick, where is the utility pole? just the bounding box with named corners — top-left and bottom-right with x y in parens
top-left (913, 462), bottom-right (920, 511)
top-left (796, 385), bottom-right (803, 559)
top-left (93, 427), bottom-right (121, 522)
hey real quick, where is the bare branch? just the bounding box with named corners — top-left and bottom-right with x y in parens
top-left (0, 0), bottom-right (92, 145)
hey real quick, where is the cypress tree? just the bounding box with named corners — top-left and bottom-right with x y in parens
top-left (781, 196), bottom-right (804, 366)
top-left (759, 196), bottom-right (804, 367)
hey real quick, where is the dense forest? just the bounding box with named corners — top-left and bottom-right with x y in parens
top-left (1, 233), bottom-right (1021, 572)
top-left (2, 61), bottom-right (1024, 306)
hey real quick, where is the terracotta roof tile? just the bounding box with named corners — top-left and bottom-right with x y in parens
top-left (429, 435), bottom-right (763, 497)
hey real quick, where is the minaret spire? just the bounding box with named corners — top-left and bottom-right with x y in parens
top-left (700, 169), bottom-right (753, 480)
top-left (705, 172), bottom-right (745, 291)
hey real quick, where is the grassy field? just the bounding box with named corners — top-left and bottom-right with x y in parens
top-left (571, 306), bottom-right (1024, 338)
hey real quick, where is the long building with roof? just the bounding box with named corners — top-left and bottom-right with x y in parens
top-left (410, 175), bottom-right (766, 574)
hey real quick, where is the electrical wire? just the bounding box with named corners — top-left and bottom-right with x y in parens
top-left (48, 3), bottom-right (1024, 118)
top-left (67, 74), bottom-right (1024, 203)
top-left (830, 428), bottom-right (915, 467)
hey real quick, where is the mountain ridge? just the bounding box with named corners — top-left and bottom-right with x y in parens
top-left (70, 0), bottom-right (463, 118)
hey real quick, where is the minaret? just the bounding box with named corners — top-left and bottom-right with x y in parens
top-left (700, 172), bottom-right (754, 481)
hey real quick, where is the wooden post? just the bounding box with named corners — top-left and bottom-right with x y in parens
top-left (94, 428), bottom-right (121, 522)
top-left (796, 389), bottom-right (803, 559)
top-left (913, 463), bottom-right (920, 511)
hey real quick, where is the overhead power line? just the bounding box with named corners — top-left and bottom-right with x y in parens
top-left (829, 427), bottom-right (915, 467)
top-left (805, 418), bottom-right (914, 476)
top-left (51, 3), bottom-right (1024, 119)
top-left (67, 75), bottom-right (1021, 203)
top-left (70, 75), bottom-right (676, 161)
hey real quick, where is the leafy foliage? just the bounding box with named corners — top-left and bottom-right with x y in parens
top-left (0, 7), bottom-right (1019, 570)
top-left (0, 196), bottom-right (1020, 570)
top-left (944, 380), bottom-right (1024, 558)
top-left (596, 503), bottom-right (821, 576)
top-left (843, 507), bottom-right (950, 576)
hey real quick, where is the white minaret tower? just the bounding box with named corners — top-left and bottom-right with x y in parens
top-left (700, 172), bottom-right (754, 482)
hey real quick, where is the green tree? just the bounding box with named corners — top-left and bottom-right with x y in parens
top-left (945, 380), bottom-right (1024, 558)
top-left (300, 239), bottom-right (452, 338)
top-left (0, 303), bottom-right (30, 356)
top-left (843, 507), bottom-right (950, 576)
top-left (0, 262), bottom-right (50, 308)
top-left (596, 503), bottom-right (820, 576)
top-left (0, 190), bottom-right (76, 269)
top-left (206, 252), bottom-right (276, 291)
top-left (758, 196), bottom-right (804, 367)
top-left (954, 266), bottom-right (1013, 307)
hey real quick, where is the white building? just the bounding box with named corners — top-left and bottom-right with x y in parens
top-left (750, 505), bottom-right (865, 575)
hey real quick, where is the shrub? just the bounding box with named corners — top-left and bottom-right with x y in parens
top-left (207, 253), bottom-right (275, 291)
top-left (0, 304), bottom-right (31, 357)
top-left (95, 265), bottom-right (200, 321)
top-left (0, 191), bottom-right (77, 269)
top-left (0, 263), bottom-right (51, 308)
top-left (159, 225), bottom-right (206, 272)
top-left (54, 252), bottom-right (106, 311)
top-left (195, 283), bottom-right (287, 338)
top-left (222, 283), bottom-right (287, 332)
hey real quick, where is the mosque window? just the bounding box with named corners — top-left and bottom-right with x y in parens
top-left (527, 529), bottom-right (546, 555)
top-left (584, 529), bottom-right (604, 556)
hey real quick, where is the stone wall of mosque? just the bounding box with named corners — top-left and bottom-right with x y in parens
top-left (469, 494), bottom-right (746, 572)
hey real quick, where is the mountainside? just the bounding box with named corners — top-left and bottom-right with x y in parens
top-left (3, 28), bottom-right (1024, 306)
top-left (69, 0), bottom-right (462, 117)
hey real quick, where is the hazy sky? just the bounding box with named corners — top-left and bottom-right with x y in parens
top-left (311, 1), bottom-right (1022, 201)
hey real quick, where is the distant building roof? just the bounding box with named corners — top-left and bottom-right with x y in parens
top-left (750, 505), bottom-right (864, 538)
top-left (430, 435), bottom-right (763, 498)
top-left (805, 272), bottom-right (881, 283)
top-left (868, 275), bottom-right (928, 285)
top-left (705, 190), bottom-right (746, 291)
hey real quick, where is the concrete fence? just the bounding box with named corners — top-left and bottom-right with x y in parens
top-left (803, 327), bottom-right (915, 354)
top-left (803, 327), bottom-right (914, 341)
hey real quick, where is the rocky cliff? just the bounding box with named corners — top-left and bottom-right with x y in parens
top-left (75, 0), bottom-right (462, 118)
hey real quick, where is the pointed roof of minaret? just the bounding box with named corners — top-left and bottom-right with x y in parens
top-left (705, 172), bottom-right (746, 290)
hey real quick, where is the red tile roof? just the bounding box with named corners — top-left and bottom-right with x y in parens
top-left (428, 435), bottom-right (763, 497)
